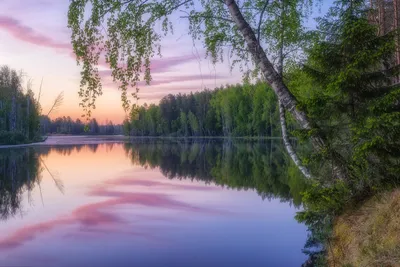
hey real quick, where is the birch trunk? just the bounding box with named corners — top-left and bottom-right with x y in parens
top-left (276, 0), bottom-right (311, 178)
top-left (279, 100), bottom-right (311, 178)
top-left (224, 0), bottom-right (346, 180)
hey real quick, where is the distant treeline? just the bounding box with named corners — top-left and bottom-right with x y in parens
top-left (0, 66), bottom-right (41, 145)
top-left (40, 116), bottom-right (123, 135)
top-left (124, 83), bottom-right (293, 137)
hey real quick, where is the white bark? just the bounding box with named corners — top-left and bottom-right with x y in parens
top-left (279, 100), bottom-right (311, 178)
top-left (224, 0), bottom-right (347, 180)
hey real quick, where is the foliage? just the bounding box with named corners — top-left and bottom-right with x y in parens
top-left (0, 66), bottom-right (41, 144)
top-left (286, 1), bottom-right (400, 264)
top-left (67, 0), bottom-right (320, 116)
top-left (0, 131), bottom-right (27, 145)
top-left (40, 116), bottom-right (123, 135)
top-left (126, 83), bottom-right (284, 137)
top-left (300, 0), bottom-right (400, 187)
top-left (296, 181), bottom-right (351, 264)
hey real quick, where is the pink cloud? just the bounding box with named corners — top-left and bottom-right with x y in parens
top-left (101, 73), bottom-right (223, 88)
top-left (99, 54), bottom-right (199, 78)
top-left (150, 55), bottom-right (200, 72)
top-left (0, 189), bottom-right (229, 250)
top-left (138, 87), bottom-right (210, 101)
top-left (0, 15), bottom-right (199, 73)
top-left (0, 15), bottom-right (71, 52)
top-left (1, 0), bottom-right (58, 11)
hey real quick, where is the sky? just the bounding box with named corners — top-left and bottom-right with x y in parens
top-left (0, 0), bottom-right (332, 124)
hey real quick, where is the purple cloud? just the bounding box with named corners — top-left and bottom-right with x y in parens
top-left (0, 15), bottom-right (71, 51)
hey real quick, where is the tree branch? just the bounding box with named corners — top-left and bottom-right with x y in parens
top-left (180, 14), bottom-right (234, 23)
top-left (257, 0), bottom-right (270, 43)
top-left (168, 0), bottom-right (192, 13)
top-left (47, 91), bottom-right (64, 117)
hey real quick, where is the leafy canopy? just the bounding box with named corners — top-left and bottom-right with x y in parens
top-left (68, 0), bottom-right (318, 116)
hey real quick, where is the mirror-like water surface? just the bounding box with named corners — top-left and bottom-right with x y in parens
top-left (0, 137), bottom-right (308, 267)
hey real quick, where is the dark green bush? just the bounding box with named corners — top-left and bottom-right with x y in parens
top-left (0, 131), bottom-right (28, 145)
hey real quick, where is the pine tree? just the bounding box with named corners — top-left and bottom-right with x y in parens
top-left (304, 0), bottom-right (400, 184)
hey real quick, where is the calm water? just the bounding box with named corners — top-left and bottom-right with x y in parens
top-left (0, 137), bottom-right (308, 267)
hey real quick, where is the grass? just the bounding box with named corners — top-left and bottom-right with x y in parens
top-left (328, 189), bottom-right (400, 267)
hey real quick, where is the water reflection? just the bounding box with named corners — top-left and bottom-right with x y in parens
top-left (0, 140), bottom-right (309, 267)
top-left (123, 140), bottom-right (308, 206)
top-left (0, 148), bottom-right (42, 220)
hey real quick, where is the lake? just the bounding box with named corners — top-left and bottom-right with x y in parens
top-left (0, 137), bottom-right (308, 267)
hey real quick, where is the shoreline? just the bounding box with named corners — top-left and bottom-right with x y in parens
top-left (0, 135), bottom-right (287, 149)
top-left (0, 136), bottom-right (48, 149)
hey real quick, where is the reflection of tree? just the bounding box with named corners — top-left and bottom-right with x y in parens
top-left (0, 148), bottom-right (42, 220)
top-left (123, 140), bottom-right (308, 207)
top-left (0, 148), bottom-right (65, 220)
top-left (36, 144), bottom-right (100, 157)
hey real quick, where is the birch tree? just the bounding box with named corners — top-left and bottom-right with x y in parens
top-left (68, 0), bottom-right (347, 179)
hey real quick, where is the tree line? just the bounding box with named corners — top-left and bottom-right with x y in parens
top-left (40, 116), bottom-right (123, 135)
top-left (0, 66), bottom-right (41, 145)
top-left (123, 83), bottom-right (291, 137)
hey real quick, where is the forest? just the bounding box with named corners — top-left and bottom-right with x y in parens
top-left (0, 66), bottom-right (41, 145)
top-left (123, 83), bottom-right (285, 137)
top-left (0, 64), bottom-right (123, 145)
top-left (40, 116), bottom-right (123, 135)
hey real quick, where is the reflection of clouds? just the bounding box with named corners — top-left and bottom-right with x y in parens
top-left (87, 188), bottom-right (225, 215)
top-left (0, 174), bottom-right (229, 251)
top-left (0, 217), bottom-right (70, 249)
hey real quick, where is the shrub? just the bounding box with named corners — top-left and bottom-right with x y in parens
top-left (0, 130), bottom-right (28, 145)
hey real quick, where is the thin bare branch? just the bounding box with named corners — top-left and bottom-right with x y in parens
top-left (39, 157), bottom-right (64, 194)
top-left (180, 14), bottom-right (234, 23)
top-left (46, 91), bottom-right (64, 116)
top-left (257, 0), bottom-right (270, 43)
top-left (37, 77), bottom-right (43, 103)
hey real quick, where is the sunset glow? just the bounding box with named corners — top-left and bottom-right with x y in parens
top-left (0, 0), bottom-right (241, 123)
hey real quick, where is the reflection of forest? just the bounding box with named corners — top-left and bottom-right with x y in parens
top-left (0, 141), bottom-right (307, 221)
top-left (36, 144), bottom-right (102, 156)
top-left (123, 140), bottom-right (308, 207)
top-left (0, 147), bottom-right (67, 221)
top-left (0, 148), bottom-right (42, 220)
